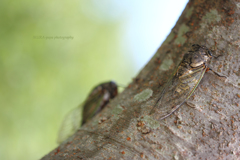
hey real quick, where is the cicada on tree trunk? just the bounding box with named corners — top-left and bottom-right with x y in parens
top-left (150, 44), bottom-right (224, 120)
top-left (57, 81), bottom-right (118, 144)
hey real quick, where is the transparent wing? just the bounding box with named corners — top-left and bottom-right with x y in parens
top-left (57, 106), bottom-right (82, 144)
top-left (57, 91), bottom-right (104, 144)
top-left (150, 66), bottom-right (206, 120)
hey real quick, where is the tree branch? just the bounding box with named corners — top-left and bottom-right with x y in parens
top-left (42, 0), bottom-right (240, 159)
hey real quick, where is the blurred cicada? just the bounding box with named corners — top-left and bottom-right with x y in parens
top-left (57, 81), bottom-right (118, 143)
top-left (150, 44), bottom-right (222, 120)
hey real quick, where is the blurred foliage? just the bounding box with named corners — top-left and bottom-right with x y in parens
top-left (0, 0), bottom-right (135, 159)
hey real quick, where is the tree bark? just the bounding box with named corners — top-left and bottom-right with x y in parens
top-left (42, 0), bottom-right (240, 159)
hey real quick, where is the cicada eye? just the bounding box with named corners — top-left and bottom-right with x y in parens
top-left (208, 50), bottom-right (212, 56)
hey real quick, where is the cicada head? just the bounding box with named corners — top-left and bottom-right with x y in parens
top-left (189, 44), bottom-right (212, 68)
top-left (89, 81), bottom-right (118, 98)
top-left (105, 81), bottom-right (118, 98)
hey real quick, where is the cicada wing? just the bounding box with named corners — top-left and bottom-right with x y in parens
top-left (82, 81), bottom-right (118, 124)
top-left (57, 105), bottom-right (82, 144)
top-left (82, 91), bottom-right (106, 125)
top-left (57, 93), bottom-right (104, 144)
top-left (57, 82), bottom-right (114, 144)
top-left (151, 66), bottom-right (206, 120)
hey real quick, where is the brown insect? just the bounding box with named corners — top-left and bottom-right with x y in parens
top-left (150, 44), bottom-right (224, 120)
top-left (57, 81), bottom-right (118, 143)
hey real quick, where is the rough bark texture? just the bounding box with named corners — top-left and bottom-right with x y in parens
top-left (42, 0), bottom-right (240, 159)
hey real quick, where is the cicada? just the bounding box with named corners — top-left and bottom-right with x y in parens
top-left (150, 44), bottom-right (221, 120)
top-left (57, 81), bottom-right (118, 143)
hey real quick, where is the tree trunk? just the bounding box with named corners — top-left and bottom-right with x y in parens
top-left (42, 0), bottom-right (240, 159)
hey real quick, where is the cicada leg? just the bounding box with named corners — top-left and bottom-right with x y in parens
top-left (207, 68), bottom-right (227, 78)
top-left (212, 54), bottom-right (223, 59)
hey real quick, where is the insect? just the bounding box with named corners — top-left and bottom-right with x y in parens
top-left (57, 81), bottom-right (118, 143)
top-left (150, 44), bottom-right (224, 120)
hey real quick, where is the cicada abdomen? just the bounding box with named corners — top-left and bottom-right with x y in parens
top-left (150, 44), bottom-right (213, 120)
top-left (57, 81), bottom-right (118, 143)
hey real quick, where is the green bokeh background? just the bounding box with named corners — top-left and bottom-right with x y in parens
top-left (0, 1), bottom-right (136, 159)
